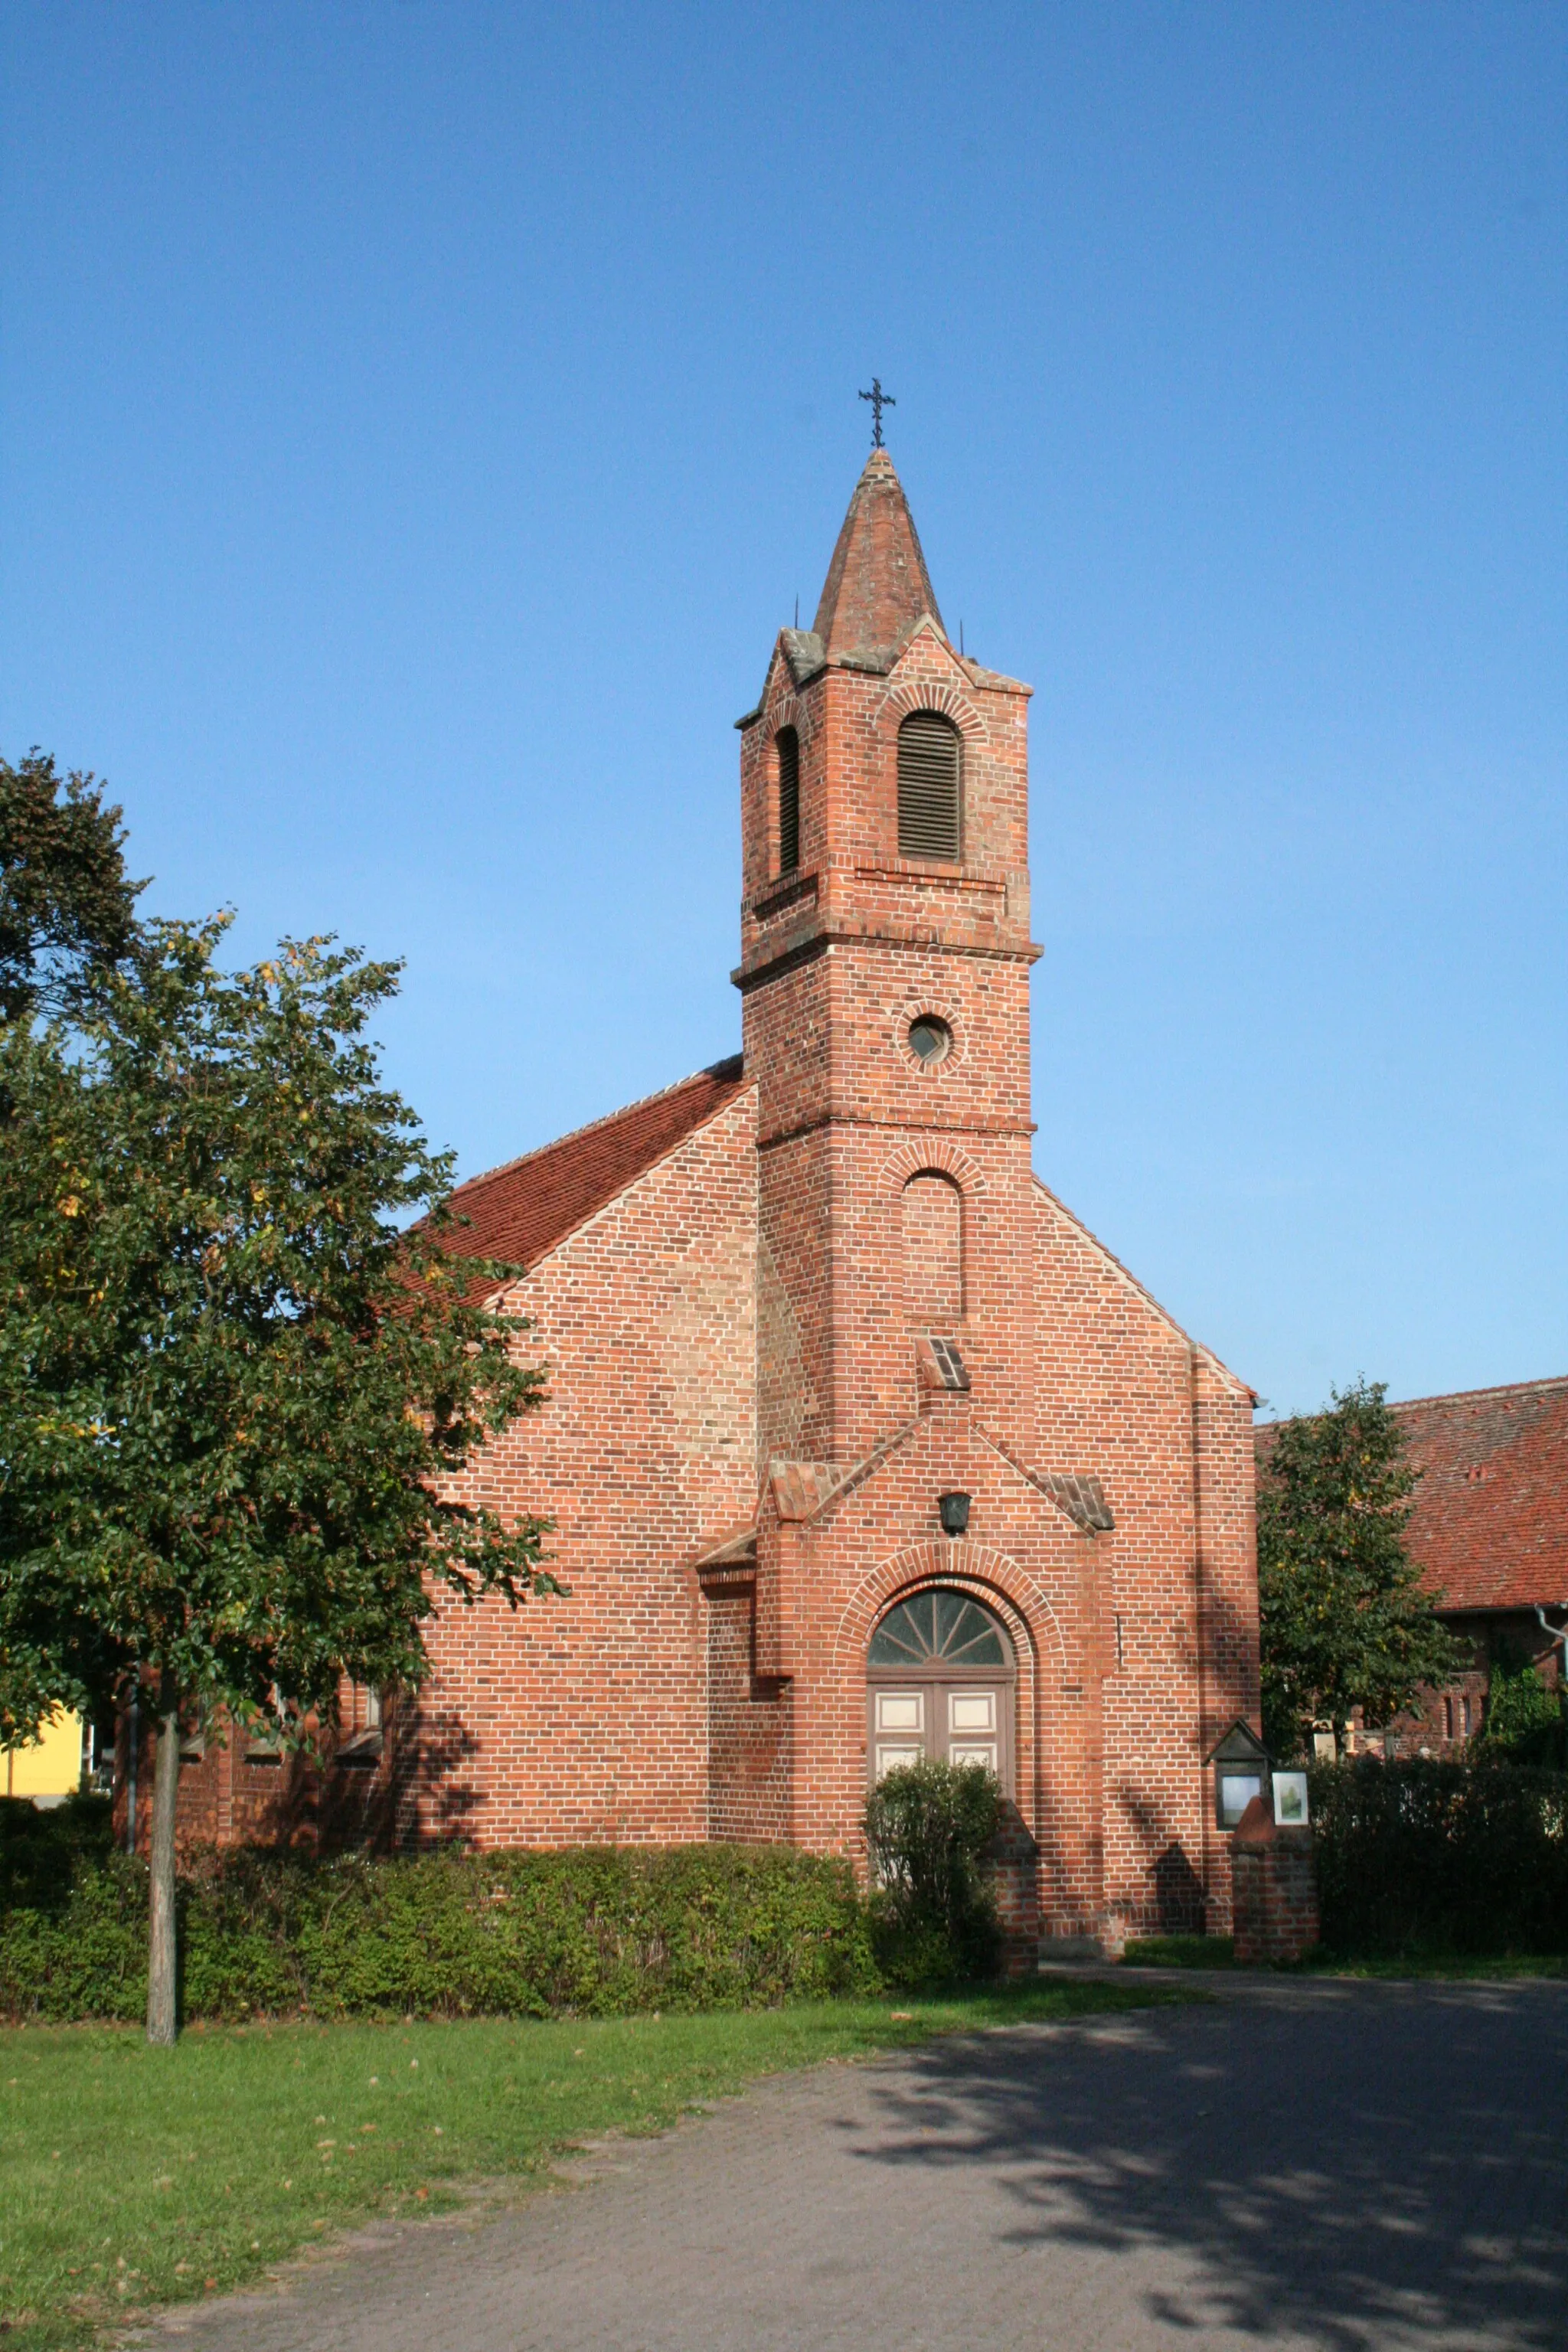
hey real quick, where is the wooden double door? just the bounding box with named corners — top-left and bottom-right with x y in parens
top-left (866, 1589), bottom-right (1014, 1796)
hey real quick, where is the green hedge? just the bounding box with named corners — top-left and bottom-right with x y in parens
top-left (0, 1802), bottom-right (879, 2022)
top-left (1310, 1756), bottom-right (1568, 1957)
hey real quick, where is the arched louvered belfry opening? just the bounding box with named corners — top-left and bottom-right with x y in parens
top-left (775, 726), bottom-right (800, 876)
top-left (897, 710), bottom-right (961, 861)
top-left (867, 1589), bottom-right (1015, 1792)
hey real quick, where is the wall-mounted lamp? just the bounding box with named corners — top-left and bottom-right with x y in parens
top-left (938, 1491), bottom-right (971, 1537)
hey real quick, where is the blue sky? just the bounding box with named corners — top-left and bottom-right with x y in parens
top-left (2, 2), bottom-right (1563, 1417)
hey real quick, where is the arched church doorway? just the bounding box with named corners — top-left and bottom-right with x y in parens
top-left (867, 1588), bottom-right (1015, 1795)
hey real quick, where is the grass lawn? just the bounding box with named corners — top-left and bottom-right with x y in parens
top-left (2, 1980), bottom-right (1178, 2351)
top-left (1122, 1936), bottom-right (1236, 1968)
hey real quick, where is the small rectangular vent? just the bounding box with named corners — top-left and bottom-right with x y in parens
top-left (897, 712), bottom-right (961, 860)
top-left (916, 1334), bottom-right (971, 1393)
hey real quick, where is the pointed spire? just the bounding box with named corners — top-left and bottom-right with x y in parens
top-left (812, 448), bottom-right (946, 671)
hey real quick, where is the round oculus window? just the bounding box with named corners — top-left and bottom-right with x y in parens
top-left (908, 1016), bottom-right (952, 1066)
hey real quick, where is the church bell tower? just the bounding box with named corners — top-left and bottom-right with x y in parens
top-left (736, 446), bottom-right (1040, 1471)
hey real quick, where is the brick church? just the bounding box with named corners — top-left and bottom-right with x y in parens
top-left (156, 444), bottom-right (1263, 1952)
top-left (401, 443), bottom-right (1262, 1951)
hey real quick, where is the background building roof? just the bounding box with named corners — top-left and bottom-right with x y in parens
top-left (1395, 1377), bottom-right (1568, 1613)
top-left (1258, 1377), bottom-right (1568, 1615)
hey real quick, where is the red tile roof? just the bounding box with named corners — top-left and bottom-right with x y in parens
top-left (435, 1056), bottom-right (747, 1295)
top-left (1394, 1377), bottom-right (1568, 1614)
top-left (1256, 1377), bottom-right (1568, 1616)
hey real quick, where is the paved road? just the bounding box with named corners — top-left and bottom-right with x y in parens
top-left (158, 1978), bottom-right (1568, 2352)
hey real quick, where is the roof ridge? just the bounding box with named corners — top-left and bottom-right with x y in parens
top-left (449, 1055), bottom-right (746, 1200)
top-left (1390, 1374), bottom-right (1568, 1414)
top-left (1256, 1373), bottom-right (1568, 1430)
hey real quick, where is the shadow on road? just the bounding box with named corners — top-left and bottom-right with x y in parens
top-left (854, 1984), bottom-right (1568, 2351)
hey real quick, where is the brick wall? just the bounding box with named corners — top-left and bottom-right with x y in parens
top-left (704, 1579), bottom-right (792, 1841)
top-left (113, 1692), bottom-right (399, 1857)
top-left (402, 1084), bottom-right (760, 1848)
top-left (1231, 1804), bottom-right (1319, 1964)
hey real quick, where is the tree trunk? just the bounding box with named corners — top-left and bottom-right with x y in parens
top-left (145, 1675), bottom-right (181, 2046)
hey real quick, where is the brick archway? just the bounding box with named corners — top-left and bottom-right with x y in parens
top-left (763, 684), bottom-right (806, 738)
top-left (832, 1541), bottom-right (1063, 1672)
top-left (832, 1542), bottom-right (1066, 1848)
top-left (877, 674), bottom-right (987, 746)
top-left (875, 1137), bottom-right (988, 1198)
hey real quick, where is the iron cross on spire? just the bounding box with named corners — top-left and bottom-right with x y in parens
top-left (859, 377), bottom-right (895, 447)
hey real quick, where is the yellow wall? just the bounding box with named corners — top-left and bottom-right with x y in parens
top-left (5, 1709), bottom-right (84, 1799)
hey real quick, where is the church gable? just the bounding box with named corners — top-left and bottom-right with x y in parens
top-left (825, 1413), bottom-right (1106, 1560)
top-left (436, 1056), bottom-right (748, 1301)
top-left (413, 1075), bottom-right (760, 1850)
top-left (764, 1420), bottom-right (1113, 1546)
top-left (1032, 1174), bottom-right (1247, 1400)
top-left (877, 615), bottom-right (985, 710)
top-left (493, 1076), bottom-right (760, 1484)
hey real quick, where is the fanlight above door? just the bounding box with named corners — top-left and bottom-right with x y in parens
top-left (868, 1589), bottom-right (1011, 1671)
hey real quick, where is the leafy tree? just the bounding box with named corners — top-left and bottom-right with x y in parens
top-left (0, 750), bottom-right (144, 1023)
top-left (1477, 1661), bottom-right (1563, 1756)
top-left (1257, 1377), bottom-right (1461, 1761)
top-left (0, 917), bottom-right (554, 2043)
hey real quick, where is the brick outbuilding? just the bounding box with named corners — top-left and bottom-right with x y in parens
top-left (145, 447), bottom-right (1263, 1953)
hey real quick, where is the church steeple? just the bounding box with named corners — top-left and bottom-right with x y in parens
top-left (737, 449), bottom-right (1038, 1466)
top-left (811, 448), bottom-right (947, 672)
